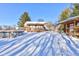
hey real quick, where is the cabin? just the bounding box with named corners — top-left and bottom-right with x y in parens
top-left (24, 21), bottom-right (54, 32)
top-left (59, 16), bottom-right (79, 37)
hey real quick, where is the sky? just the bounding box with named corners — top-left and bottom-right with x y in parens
top-left (0, 3), bottom-right (71, 25)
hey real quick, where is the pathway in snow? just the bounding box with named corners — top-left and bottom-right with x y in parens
top-left (0, 31), bottom-right (79, 56)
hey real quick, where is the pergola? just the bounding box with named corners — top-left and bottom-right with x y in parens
top-left (24, 21), bottom-right (49, 32)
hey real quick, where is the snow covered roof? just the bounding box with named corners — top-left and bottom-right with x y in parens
top-left (24, 21), bottom-right (47, 26)
top-left (59, 15), bottom-right (79, 24)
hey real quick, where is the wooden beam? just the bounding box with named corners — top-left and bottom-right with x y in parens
top-left (73, 20), bottom-right (76, 36)
top-left (65, 24), bottom-right (67, 34)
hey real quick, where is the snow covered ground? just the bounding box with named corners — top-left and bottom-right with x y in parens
top-left (0, 31), bottom-right (79, 56)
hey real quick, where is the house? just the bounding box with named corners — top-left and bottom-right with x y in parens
top-left (24, 21), bottom-right (55, 32)
top-left (59, 16), bottom-right (79, 37)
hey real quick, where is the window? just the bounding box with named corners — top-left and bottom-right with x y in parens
top-left (69, 24), bottom-right (74, 32)
top-left (77, 22), bottom-right (79, 26)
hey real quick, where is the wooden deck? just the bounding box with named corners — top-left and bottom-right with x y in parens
top-left (0, 29), bottom-right (24, 38)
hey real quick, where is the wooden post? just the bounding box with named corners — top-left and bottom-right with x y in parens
top-left (9, 32), bottom-right (10, 38)
top-left (65, 24), bottom-right (67, 34)
top-left (74, 20), bottom-right (76, 36)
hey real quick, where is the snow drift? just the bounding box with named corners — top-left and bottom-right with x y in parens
top-left (0, 31), bottom-right (79, 56)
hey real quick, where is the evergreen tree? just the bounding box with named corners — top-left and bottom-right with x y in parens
top-left (71, 4), bottom-right (79, 17)
top-left (18, 12), bottom-right (31, 27)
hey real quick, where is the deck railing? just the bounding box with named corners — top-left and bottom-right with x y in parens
top-left (0, 26), bottom-right (25, 38)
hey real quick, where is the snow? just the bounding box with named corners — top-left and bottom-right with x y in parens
top-left (0, 31), bottom-right (79, 56)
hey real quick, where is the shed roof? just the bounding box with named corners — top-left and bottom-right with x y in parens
top-left (59, 15), bottom-right (79, 24)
